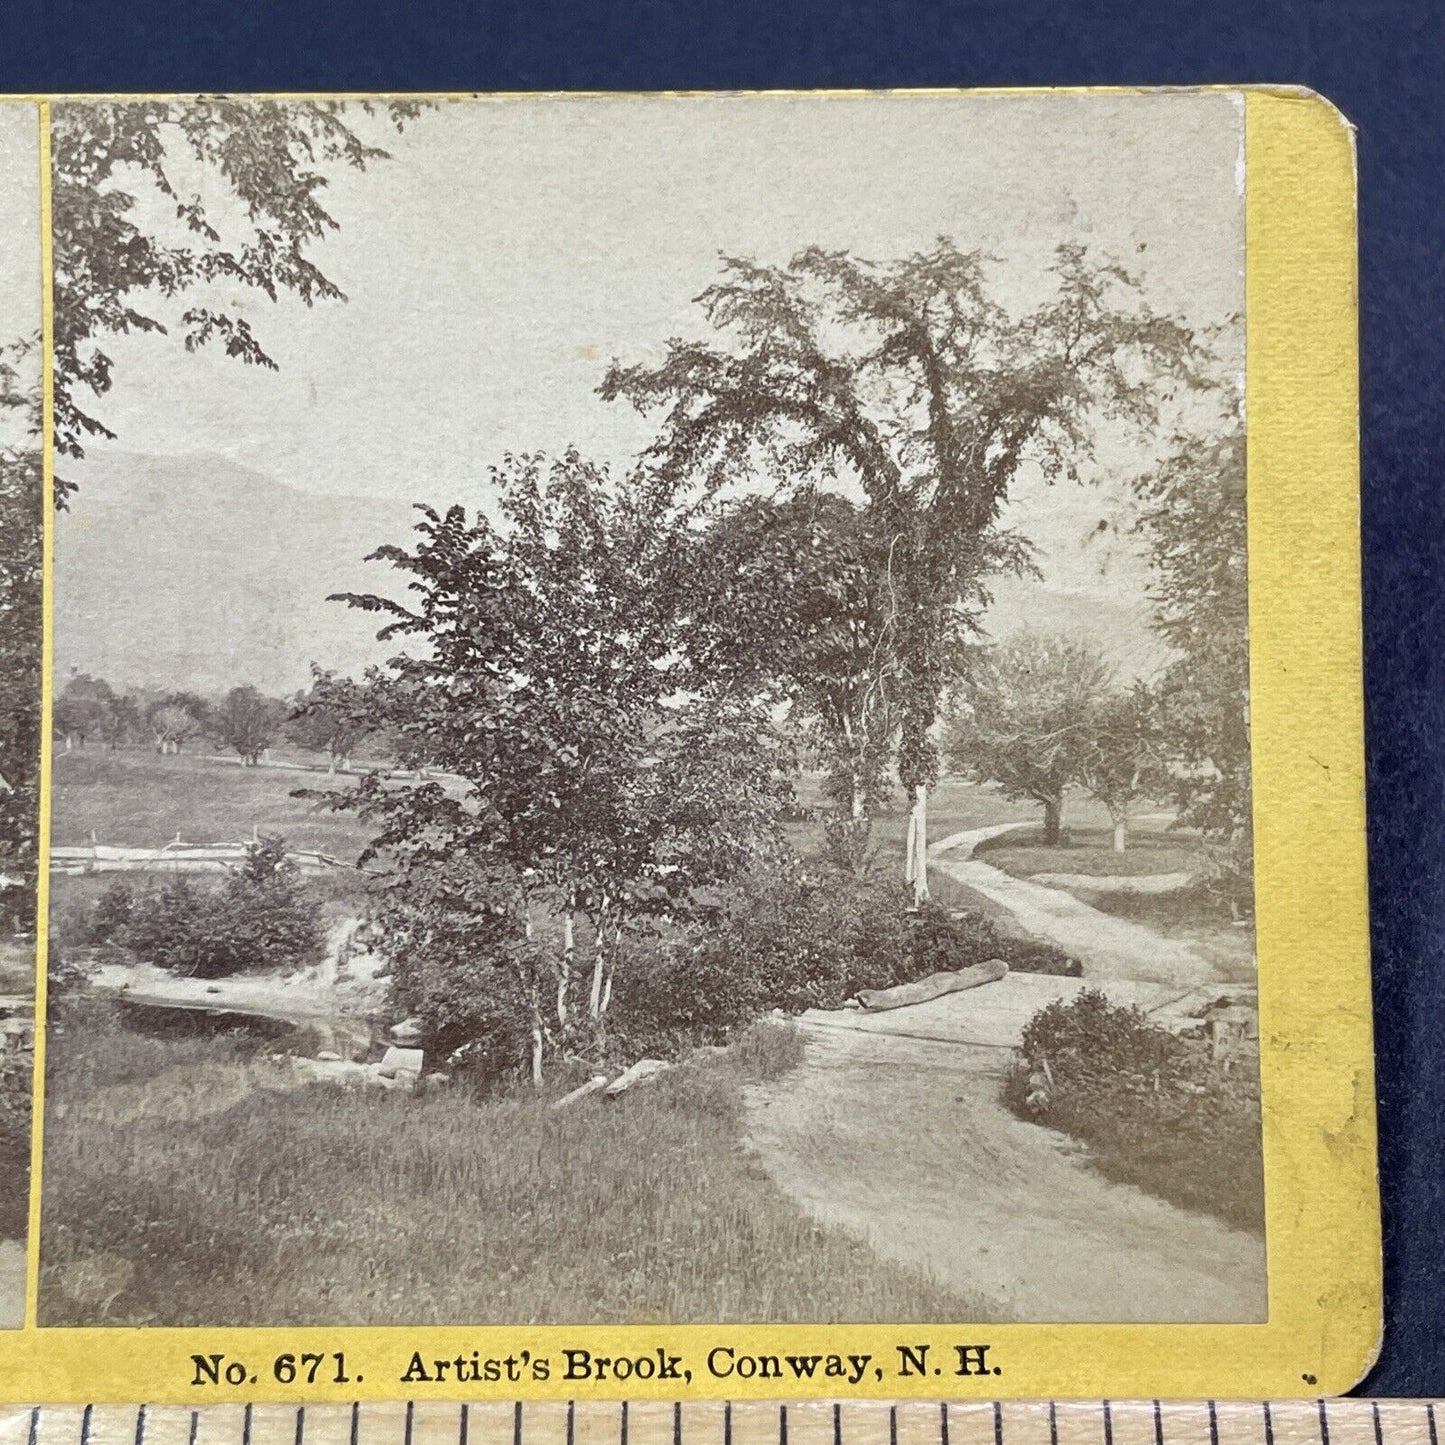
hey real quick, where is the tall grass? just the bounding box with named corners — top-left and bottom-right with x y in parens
top-left (40, 1003), bottom-right (993, 1327)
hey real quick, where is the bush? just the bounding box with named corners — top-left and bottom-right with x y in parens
top-left (375, 851), bottom-right (1080, 1087)
top-left (1004, 988), bottom-right (1264, 1233)
top-left (68, 836), bottom-right (324, 978)
top-left (609, 862), bottom-right (1079, 1059)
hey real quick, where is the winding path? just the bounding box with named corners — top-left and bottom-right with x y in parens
top-left (740, 817), bottom-right (1264, 1323)
top-left (744, 1027), bottom-right (1266, 1323)
top-left (927, 823), bottom-right (1221, 986)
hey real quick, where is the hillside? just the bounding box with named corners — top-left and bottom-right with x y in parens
top-left (54, 454), bottom-right (418, 696)
top-left (53, 451), bottom-right (1169, 698)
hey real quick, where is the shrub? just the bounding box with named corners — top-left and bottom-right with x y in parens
top-left (376, 850), bottom-right (1079, 1086)
top-left (1004, 988), bottom-right (1264, 1233)
top-left (610, 862), bottom-right (1079, 1059)
top-left (66, 837), bottom-right (324, 978)
top-left (0, 1043), bottom-right (30, 1239)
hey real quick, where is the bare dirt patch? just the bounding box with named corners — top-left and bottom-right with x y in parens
top-left (743, 1024), bottom-right (1266, 1323)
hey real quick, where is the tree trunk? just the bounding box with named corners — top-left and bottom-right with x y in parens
top-left (558, 909), bottom-right (574, 1030)
top-left (906, 782), bottom-right (930, 907)
top-left (589, 895), bottom-right (606, 1023)
top-left (1112, 816), bottom-right (1127, 853)
top-left (1043, 796), bottom-right (1064, 845)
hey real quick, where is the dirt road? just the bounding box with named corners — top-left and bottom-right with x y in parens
top-left (744, 1025), bottom-right (1266, 1323)
top-left (740, 819), bottom-right (1262, 1322)
top-left (929, 823), bottom-right (1222, 986)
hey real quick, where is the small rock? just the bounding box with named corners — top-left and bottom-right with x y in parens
top-left (316, 1050), bottom-right (341, 1062)
top-left (390, 1015), bottom-right (424, 1045)
top-left (204, 985), bottom-right (222, 995)
top-left (377, 1045), bottom-right (424, 1080)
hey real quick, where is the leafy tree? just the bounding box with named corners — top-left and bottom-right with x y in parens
top-left (50, 98), bottom-right (424, 504)
top-left (1077, 682), bottom-right (1167, 852)
top-left (688, 489), bottom-right (891, 815)
top-left (0, 338), bottom-right (42, 907)
top-left (145, 691), bottom-right (208, 754)
top-left (214, 685), bottom-right (285, 766)
top-left (288, 668), bottom-right (373, 772)
top-left (601, 241), bottom-right (1208, 898)
top-left (54, 673), bottom-right (116, 750)
top-left (1136, 426), bottom-right (1251, 841)
top-left (333, 450), bottom-right (795, 1078)
top-left (102, 693), bottom-right (142, 750)
top-left (946, 632), bottom-right (1113, 844)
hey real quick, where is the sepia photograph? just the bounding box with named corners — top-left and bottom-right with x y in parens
top-left (34, 91), bottom-right (1264, 1328)
top-left (0, 101), bottom-right (43, 1330)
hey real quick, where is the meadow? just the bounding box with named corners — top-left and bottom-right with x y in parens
top-left (51, 748), bottom-right (379, 857)
top-left (975, 823), bottom-right (1207, 879)
top-left (39, 1001), bottom-right (993, 1326)
top-left (41, 748), bottom-right (1252, 1324)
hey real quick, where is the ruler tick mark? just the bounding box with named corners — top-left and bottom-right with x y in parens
top-left (1428, 1405), bottom-right (1438, 1445)
top-left (622, 1399), bottom-right (630, 1445)
top-left (781, 1404), bottom-right (789, 1445)
top-left (568, 1401), bottom-right (576, 1445)
top-left (1049, 1400), bottom-right (1058, 1445)
top-left (941, 1400), bottom-right (950, 1445)
top-left (833, 1401), bottom-right (841, 1445)
top-left (514, 1400), bottom-right (523, 1445)
top-left (295, 1407), bottom-right (305, 1445)
top-left (134, 1404), bottom-right (148, 1445)
top-left (25, 1406), bottom-right (36, 1445)
top-left (404, 1401), bottom-right (414, 1445)
top-left (80, 1405), bottom-right (92, 1445)
top-left (1209, 1399), bottom-right (1219, 1445)
top-left (458, 1404), bottom-right (468, 1445)
top-left (1103, 1400), bottom-right (1113, 1445)
top-left (1152, 1400), bottom-right (1163, 1445)
top-left (242, 1405), bottom-right (252, 1445)
top-left (188, 1410), bottom-right (198, 1445)
top-left (1265, 1401), bottom-right (1276, 1445)
top-left (1320, 1399), bottom-right (1331, 1445)
top-left (676, 1402), bottom-right (683, 1445)
top-left (994, 1400), bottom-right (1003, 1445)
top-left (350, 1401), bottom-right (359, 1445)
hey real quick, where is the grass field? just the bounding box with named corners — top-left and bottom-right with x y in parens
top-left (976, 822), bottom-right (1204, 880)
top-left (39, 1000), bottom-right (995, 1326)
top-left (58, 752), bottom-right (1043, 861)
top-left (51, 749), bottom-right (380, 859)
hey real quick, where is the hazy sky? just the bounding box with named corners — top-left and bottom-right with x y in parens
top-left (68, 92), bottom-right (1244, 527)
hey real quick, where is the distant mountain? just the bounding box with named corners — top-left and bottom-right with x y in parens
top-left (981, 574), bottom-right (1170, 682)
top-left (54, 454), bottom-right (419, 696)
top-left (53, 451), bottom-right (1169, 698)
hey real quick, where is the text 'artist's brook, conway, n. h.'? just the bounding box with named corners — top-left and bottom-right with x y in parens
top-left (188, 1344), bottom-right (1000, 1390)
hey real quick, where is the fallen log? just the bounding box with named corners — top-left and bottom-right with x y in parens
top-left (603, 1058), bottom-right (671, 1097)
top-left (856, 958), bottom-right (1009, 1013)
top-left (552, 1074), bottom-right (610, 1109)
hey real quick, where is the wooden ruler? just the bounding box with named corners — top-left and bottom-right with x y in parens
top-left (0, 1402), bottom-right (1434, 1445)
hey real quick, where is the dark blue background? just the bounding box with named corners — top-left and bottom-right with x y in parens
top-left (2, 0), bottom-right (1441, 1397)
